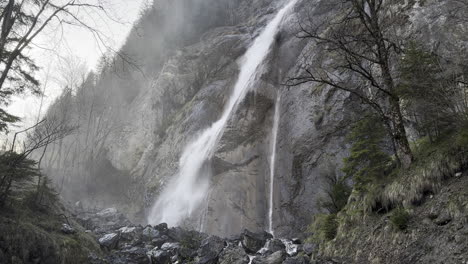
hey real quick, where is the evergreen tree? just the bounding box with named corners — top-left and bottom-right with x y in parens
top-left (342, 116), bottom-right (393, 192)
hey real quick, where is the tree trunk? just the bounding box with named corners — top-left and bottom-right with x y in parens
top-left (389, 97), bottom-right (413, 168)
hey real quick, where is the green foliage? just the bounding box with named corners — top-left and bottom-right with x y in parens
top-left (342, 115), bottom-right (394, 192)
top-left (398, 42), bottom-right (468, 140)
top-left (454, 124), bottom-right (468, 148)
top-left (0, 108), bottom-right (20, 132)
top-left (0, 198), bottom-right (101, 264)
top-left (0, 151), bottom-right (40, 204)
top-left (390, 207), bottom-right (410, 231)
top-left (310, 214), bottom-right (339, 242)
top-left (318, 166), bottom-right (352, 214)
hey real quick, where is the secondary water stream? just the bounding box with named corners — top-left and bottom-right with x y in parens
top-left (268, 95), bottom-right (281, 236)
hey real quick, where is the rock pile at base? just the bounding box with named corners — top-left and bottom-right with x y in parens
top-left (76, 207), bottom-right (322, 264)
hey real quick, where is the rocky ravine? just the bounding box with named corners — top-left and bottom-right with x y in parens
top-left (75, 207), bottom-right (318, 264)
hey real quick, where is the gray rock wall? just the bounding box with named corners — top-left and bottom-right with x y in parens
top-left (44, 0), bottom-right (467, 238)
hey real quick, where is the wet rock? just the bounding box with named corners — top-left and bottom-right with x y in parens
top-left (281, 239), bottom-right (298, 256)
top-left (241, 230), bottom-right (272, 253)
top-left (147, 249), bottom-right (171, 264)
top-left (161, 242), bottom-right (181, 252)
top-left (99, 233), bottom-right (120, 249)
top-left (151, 235), bottom-right (170, 247)
top-left (61, 223), bottom-right (76, 234)
top-left (252, 250), bottom-right (285, 264)
top-left (142, 226), bottom-right (160, 241)
top-left (154, 223), bottom-right (169, 234)
top-left (264, 239), bottom-right (286, 254)
top-left (120, 247), bottom-right (149, 264)
top-left (119, 226), bottom-right (140, 241)
top-left (197, 236), bottom-right (226, 264)
top-left (219, 245), bottom-right (249, 264)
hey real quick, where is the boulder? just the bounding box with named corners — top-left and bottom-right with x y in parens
top-left (241, 230), bottom-right (272, 253)
top-left (267, 239), bottom-right (286, 254)
top-left (161, 242), bottom-right (181, 252)
top-left (197, 236), bottom-right (226, 264)
top-left (61, 223), bottom-right (76, 234)
top-left (120, 247), bottom-right (149, 264)
top-left (434, 212), bottom-right (452, 226)
top-left (219, 245), bottom-right (250, 264)
top-left (151, 235), bottom-right (170, 248)
top-left (154, 223), bottom-right (169, 233)
top-left (252, 251), bottom-right (285, 264)
top-left (119, 226), bottom-right (140, 241)
top-left (281, 239), bottom-right (298, 256)
top-left (147, 249), bottom-right (171, 264)
top-left (302, 243), bottom-right (316, 256)
top-left (99, 233), bottom-right (120, 249)
top-left (142, 226), bottom-right (160, 241)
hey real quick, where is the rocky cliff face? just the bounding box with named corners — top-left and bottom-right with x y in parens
top-left (41, 0), bottom-right (468, 239)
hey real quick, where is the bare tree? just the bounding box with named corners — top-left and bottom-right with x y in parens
top-left (0, 116), bottom-right (75, 205)
top-left (0, 0), bottom-right (134, 131)
top-left (288, 0), bottom-right (413, 168)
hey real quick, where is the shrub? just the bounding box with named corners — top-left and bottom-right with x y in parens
top-left (0, 151), bottom-right (40, 205)
top-left (310, 214), bottom-right (339, 242)
top-left (390, 207), bottom-right (410, 231)
top-left (317, 166), bottom-right (352, 214)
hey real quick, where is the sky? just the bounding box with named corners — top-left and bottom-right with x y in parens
top-left (5, 0), bottom-right (147, 137)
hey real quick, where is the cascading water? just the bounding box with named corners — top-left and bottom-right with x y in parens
top-left (148, 0), bottom-right (298, 227)
top-left (268, 95), bottom-right (281, 236)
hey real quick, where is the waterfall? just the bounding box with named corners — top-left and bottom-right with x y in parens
top-left (268, 95), bottom-right (281, 236)
top-left (148, 0), bottom-right (298, 227)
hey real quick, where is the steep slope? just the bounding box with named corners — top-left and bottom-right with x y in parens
top-left (317, 171), bottom-right (468, 264)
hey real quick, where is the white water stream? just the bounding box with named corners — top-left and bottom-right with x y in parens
top-left (268, 95), bottom-right (281, 236)
top-left (148, 0), bottom-right (298, 227)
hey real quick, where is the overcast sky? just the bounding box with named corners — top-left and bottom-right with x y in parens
top-left (6, 0), bottom-right (147, 136)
